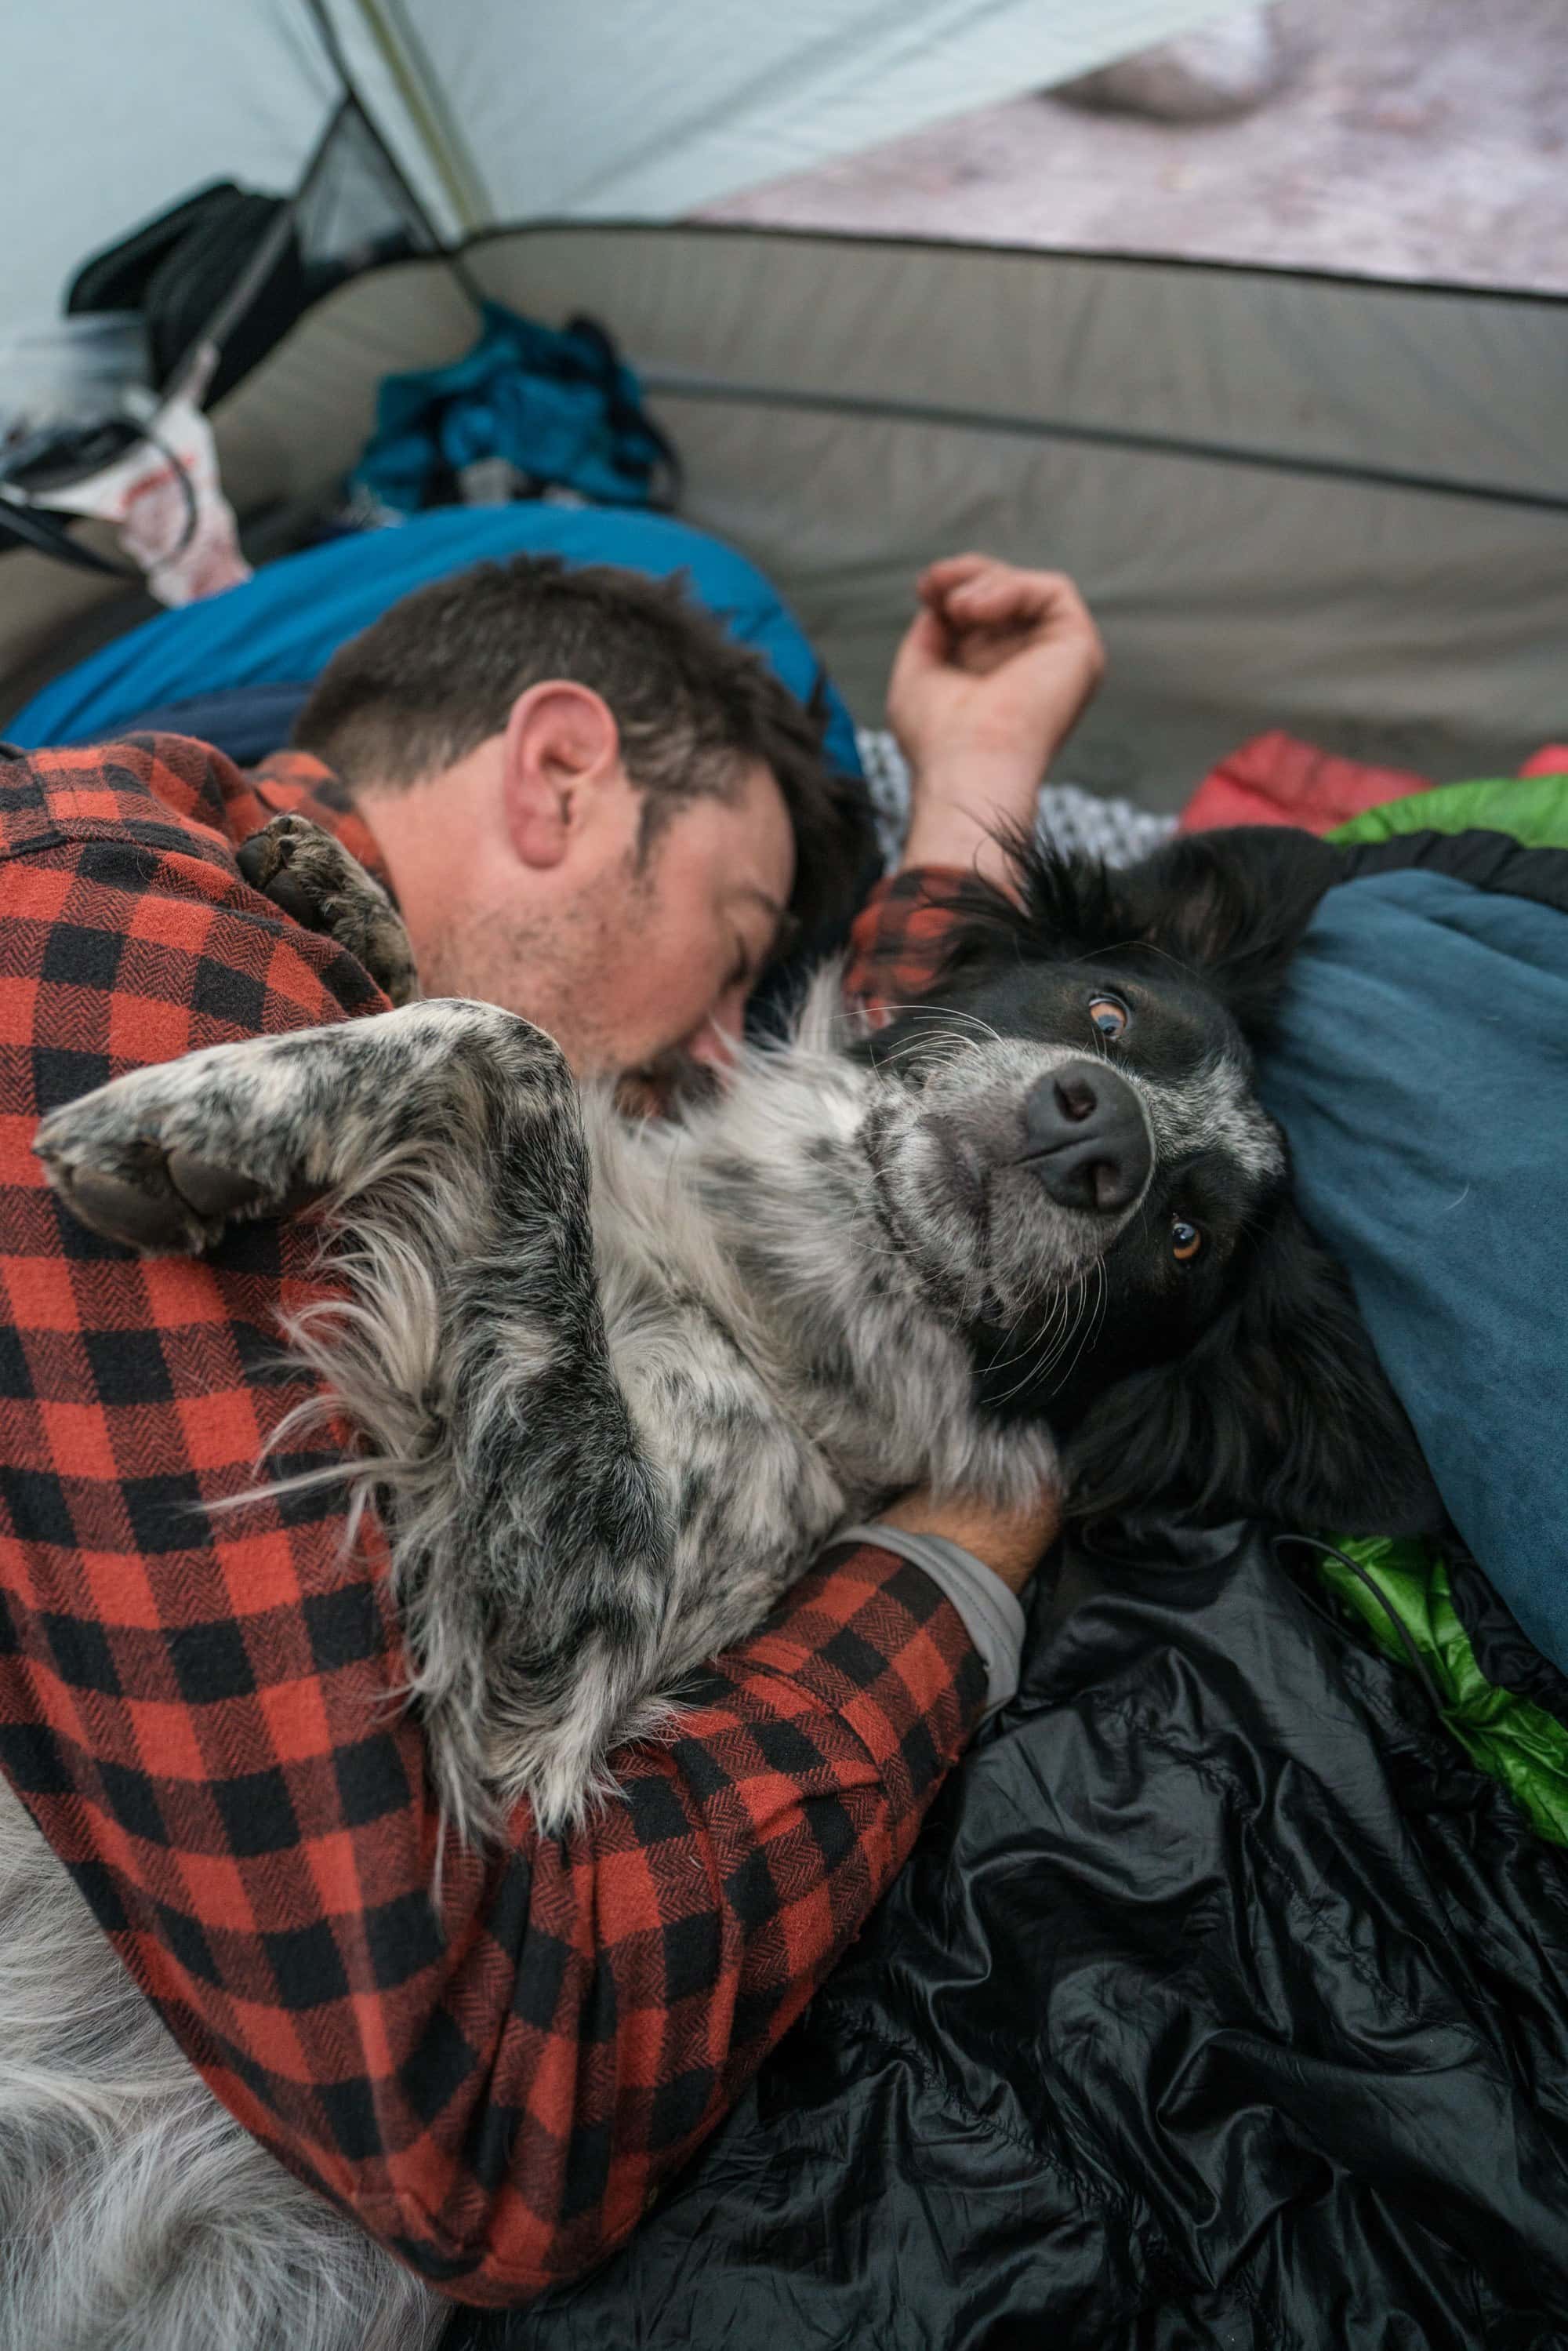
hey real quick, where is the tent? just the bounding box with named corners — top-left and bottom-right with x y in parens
top-left (6, 18), bottom-right (1568, 2349)
top-left (3, 2), bottom-right (1566, 808)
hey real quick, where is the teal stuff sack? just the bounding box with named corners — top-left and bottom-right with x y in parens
top-left (350, 302), bottom-right (680, 516)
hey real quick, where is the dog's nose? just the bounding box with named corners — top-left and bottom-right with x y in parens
top-left (1022, 1059), bottom-right (1152, 1215)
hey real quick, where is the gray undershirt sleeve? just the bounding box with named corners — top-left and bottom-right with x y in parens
top-left (834, 1523), bottom-right (1026, 1717)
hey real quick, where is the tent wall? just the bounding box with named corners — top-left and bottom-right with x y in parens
top-left (2, 2), bottom-right (336, 329)
top-left (4, 227), bottom-right (1565, 805)
top-left (3, 1), bottom-right (1236, 336)
top-left (472, 229), bottom-right (1568, 800)
top-left (332, 0), bottom-right (1237, 232)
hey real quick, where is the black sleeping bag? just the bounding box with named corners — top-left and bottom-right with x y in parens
top-left (462, 1520), bottom-right (1568, 2350)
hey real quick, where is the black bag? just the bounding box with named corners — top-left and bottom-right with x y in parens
top-left (67, 181), bottom-right (311, 405)
top-left (0, 184), bottom-right (312, 574)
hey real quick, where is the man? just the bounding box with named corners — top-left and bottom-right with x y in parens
top-left (0, 546), bottom-right (1100, 2306)
top-left (284, 554), bottom-right (864, 1085)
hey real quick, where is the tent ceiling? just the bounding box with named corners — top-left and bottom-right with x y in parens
top-left (330, 0), bottom-right (1241, 233)
top-left (2, 2), bottom-right (336, 330)
top-left (6, 0), bottom-right (1236, 329)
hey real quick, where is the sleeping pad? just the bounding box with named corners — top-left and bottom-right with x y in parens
top-left (457, 776), bottom-right (1568, 2349)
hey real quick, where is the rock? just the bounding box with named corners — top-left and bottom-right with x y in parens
top-left (1054, 7), bottom-right (1292, 123)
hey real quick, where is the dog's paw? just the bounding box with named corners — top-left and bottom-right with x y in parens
top-left (236, 811), bottom-right (340, 925)
top-left (238, 813), bottom-right (419, 1006)
top-left (33, 1055), bottom-right (322, 1255)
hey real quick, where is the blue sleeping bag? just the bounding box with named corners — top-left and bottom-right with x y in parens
top-left (1261, 806), bottom-right (1568, 1670)
top-left (5, 507), bottom-right (862, 783)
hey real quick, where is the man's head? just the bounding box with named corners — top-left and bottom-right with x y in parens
top-left (292, 556), bottom-right (868, 1079)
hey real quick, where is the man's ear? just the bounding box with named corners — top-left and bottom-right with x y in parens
top-left (501, 681), bottom-right (623, 871)
top-left (1064, 1200), bottom-right (1446, 1540)
top-left (1111, 827), bottom-right (1345, 1035)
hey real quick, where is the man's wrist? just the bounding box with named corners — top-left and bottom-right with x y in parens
top-left (870, 1489), bottom-right (1058, 1597)
top-left (898, 751), bottom-right (1051, 890)
top-left (900, 798), bottom-right (1036, 897)
top-left (906, 749), bottom-right (1051, 822)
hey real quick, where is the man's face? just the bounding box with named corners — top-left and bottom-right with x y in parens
top-left (423, 759), bottom-right (797, 1082)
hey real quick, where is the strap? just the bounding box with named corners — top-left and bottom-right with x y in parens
top-left (0, 420), bottom-right (200, 581)
top-left (0, 491), bottom-right (139, 578)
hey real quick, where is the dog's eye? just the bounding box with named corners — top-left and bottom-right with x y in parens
top-left (1088, 995), bottom-right (1129, 1041)
top-left (1171, 1217), bottom-right (1204, 1265)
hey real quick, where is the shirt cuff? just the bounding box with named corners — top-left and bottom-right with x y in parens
top-left (834, 1524), bottom-right (1025, 1716)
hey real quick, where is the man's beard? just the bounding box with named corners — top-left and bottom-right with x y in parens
top-left (419, 899), bottom-right (615, 1071)
top-left (419, 895), bottom-right (724, 1120)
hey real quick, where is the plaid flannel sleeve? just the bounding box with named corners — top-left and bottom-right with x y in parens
top-left (0, 742), bottom-right (986, 2306)
top-left (842, 866), bottom-right (974, 1017)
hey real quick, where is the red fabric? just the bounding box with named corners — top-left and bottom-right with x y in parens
top-left (843, 866), bottom-right (975, 1016)
top-left (1522, 746), bottom-right (1568, 778)
top-left (0, 735), bottom-right (986, 2305)
top-left (1178, 729), bottom-right (1430, 836)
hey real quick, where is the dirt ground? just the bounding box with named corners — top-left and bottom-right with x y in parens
top-left (697, 0), bottom-right (1568, 292)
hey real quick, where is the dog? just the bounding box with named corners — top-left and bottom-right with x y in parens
top-left (10, 813), bottom-right (1439, 2349)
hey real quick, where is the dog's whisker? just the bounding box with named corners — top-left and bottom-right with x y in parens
top-left (991, 1300), bottom-right (1073, 1408)
top-left (1033, 1267), bottom-right (1102, 1390)
top-left (985, 1269), bottom-right (1089, 1404)
top-left (867, 1003), bottom-right (1004, 1041)
top-left (1051, 1263), bottom-right (1108, 1400)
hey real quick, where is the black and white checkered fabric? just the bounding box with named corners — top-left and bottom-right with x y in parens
top-left (855, 729), bottom-right (1177, 875)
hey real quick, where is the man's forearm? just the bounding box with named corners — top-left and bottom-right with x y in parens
top-left (886, 555), bottom-right (1104, 896)
top-left (900, 754), bottom-right (1046, 898)
top-left (839, 1524), bottom-right (1027, 1715)
top-left (4, 1511), bottom-right (985, 2309)
top-left (310, 1538), bottom-right (988, 2303)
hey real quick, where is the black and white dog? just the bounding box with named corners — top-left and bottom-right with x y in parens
top-left (13, 814), bottom-right (1438, 2350)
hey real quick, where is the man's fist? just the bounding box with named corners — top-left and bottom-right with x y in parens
top-left (887, 554), bottom-right (1105, 894)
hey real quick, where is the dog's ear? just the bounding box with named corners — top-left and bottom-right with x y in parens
top-left (1064, 1200), bottom-right (1445, 1539)
top-left (872, 825), bottom-right (1344, 1044)
top-left (1109, 827), bottom-right (1345, 1035)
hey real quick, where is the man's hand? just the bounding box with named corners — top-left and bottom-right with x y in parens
top-left (887, 554), bottom-right (1105, 896)
top-left (876, 1482), bottom-right (1062, 1598)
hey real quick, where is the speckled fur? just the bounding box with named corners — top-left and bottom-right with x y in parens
top-left (37, 983), bottom-right (1083, 1838)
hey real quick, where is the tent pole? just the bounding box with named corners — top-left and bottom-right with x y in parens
top-left (300, 0), bottom-right (487, 314)
top-left (307, 0), bottom-right (490, 238)
top-left (354, 0), bottom-right (493, 234)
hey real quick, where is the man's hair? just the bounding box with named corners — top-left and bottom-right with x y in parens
top-left (292, 554), bottom-right (873, 954)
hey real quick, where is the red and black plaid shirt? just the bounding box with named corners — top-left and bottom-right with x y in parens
top-left (0, 732), bottom-right (978, 2306)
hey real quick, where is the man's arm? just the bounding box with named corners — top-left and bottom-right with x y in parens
top-left (847, 554), bottom-right (1107, 1007)
top-left (840, 554), bottom-right (1100, 1589)
top-left (886, 553), bottom-right (1105, 898)
top-left (0, 737), bottom-right (1004, 2306)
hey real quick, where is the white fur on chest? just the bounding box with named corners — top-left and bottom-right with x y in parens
top-left (581, 1007), bottom-right (1058, 1636)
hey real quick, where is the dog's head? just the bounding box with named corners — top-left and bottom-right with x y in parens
top-left (862, 826), bottom-right (1442, 1539)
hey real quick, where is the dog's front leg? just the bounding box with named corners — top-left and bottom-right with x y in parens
top-left (34, 1004), bottom-right (671, 1834)
top-left (33, 999), bottom-right (568, 1254)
